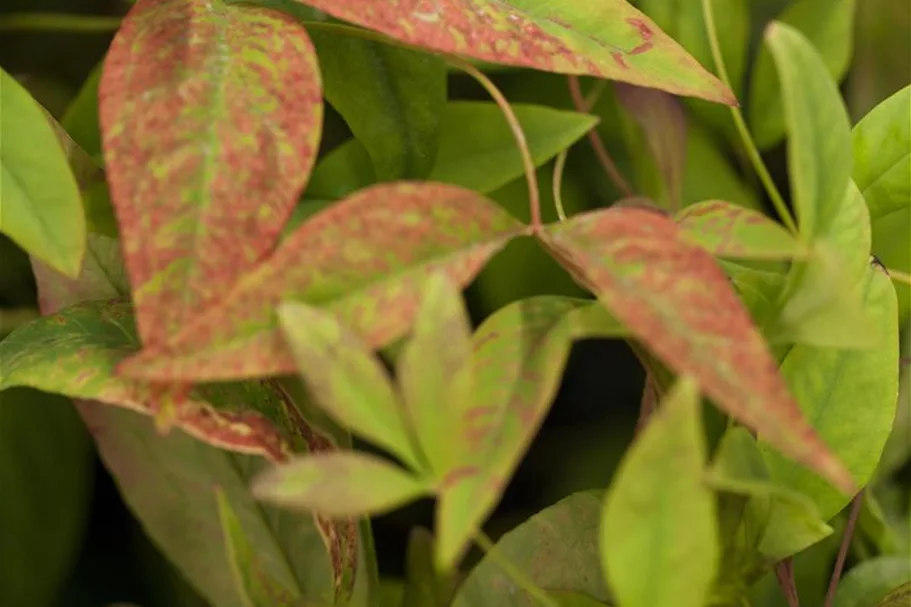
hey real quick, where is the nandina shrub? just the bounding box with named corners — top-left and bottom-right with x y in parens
top-left (0, 1), bottom-right (909, 606)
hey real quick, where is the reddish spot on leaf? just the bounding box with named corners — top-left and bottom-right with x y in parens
top-left (538, 208), bottom-right (854, 494)
top-left (626, 17), bottom-right (654, 41)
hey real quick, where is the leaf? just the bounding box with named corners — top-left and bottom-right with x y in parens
top-left (538, 206), bottom-right (855, 494)
top-left (676, 200), bottom-right (807, 260)
top-left (763, 20), bottom-right (853, 243)
top-left (852, 85), bottom-right (911, 222)
top-left (307, 102), bottom-right (599, 200)
top-left (397, 273), bottom-right (474, 474)
top-left (762, 264), bottom-right (899, 523)
top-left (277, 301), bottom-right (422, 470)
top-left (294, 0), bottom-right (735, 104)
top-left (0, 68), bottom-right (85, 277)
top-left (872, 208), bottom-right (910, 322)
top-left (311, 29), bottom-right (446, 181)
top-left (215, 488), bottom-right (299, 607)
top-left (550, 592), bottom-right (611, 607)
top-left (0, 388), bottom-right (93, 607)
top-left (117, 182), bottom-right (524, 382)
top-left (99, 0), bottom-right (323, 345)
top-left (749, 0), bottom-right (857, 149)
top-left (436, 296), bottom-right (577, 569)
top-left (402, 527), bottom-right (455, 607)
top-left (252, 452), bottom-right (432, 517)
top-left (832, 557), bottom-right (911, 607)
top-left (875, 582), bottom-right (911, 607)
top-left (452, 492), bottom-right (610, 607)
top-left (680, 121), bottom-right (761, 212)
top-left (61, 60), bottom-right (104, 160)
top-left (600, 377), bottom-right (716, 607)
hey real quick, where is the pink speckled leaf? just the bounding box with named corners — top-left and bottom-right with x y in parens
top-left (295, 0), bottom-right (735, 105)
top-left (99, 0), bottom-right (322, 347)
top-left (116, 182), bottom-right (524, 382)
top-left (538, 207), bottom-right (854, 494)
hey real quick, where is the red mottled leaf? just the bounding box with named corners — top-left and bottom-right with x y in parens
top-left (99, 0), bottom-right (322, 346)
top-left (117, 182), bottom-right (524, 382)
top-left (294, 0), bottom-right (735, 105)
top-left (537, 207), bottom-right (854, 494)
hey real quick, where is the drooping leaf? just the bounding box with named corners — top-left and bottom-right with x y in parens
top-left (538, 206), bottom-right (855, 493)
top-left (749, 0), bottom-right (857, 149)
top-left (676, 200), bottom-right (807, 260)
top-left (0, 68), bottom-right (85, 277)
top-left (293, 0), bottom-right (735, 104)
top-left (252, 452), bottom-right (432, 517)
top-left (117, 182), bottom-right (524, 382)
top-left (215, 488), bottom-right (299, 607)
top-left (852, 85), bottom-right (911, 222)
top-left (307, 102), bottom-right (599, 200)
top-left (832, 557), bottom-right (911, 607)
top-left (436, 296), bottom-right (577, 569)
top-left (601, 377), bottom-right (716, 607)
top-left (99, 0), bottom-right (323, 345)
top-left (453, 492), bottom-right (609, 607)
top-left (277, 301), bottom-right (423, 471)
top-left (0, 388), bottom-right (93, 607)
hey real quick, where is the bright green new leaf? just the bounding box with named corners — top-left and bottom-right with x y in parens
top-left (277, 301), bottom-right (423, 471)
top-left (852, 85), bottom-right (911, 222)
top-left (453, 492), bottom-right (609, 607)
top-left (601, 377), bottom-right (717, 607)
top-left (307, 102), bottom-right (599, 199)
top-left (252, 452), bottom-right (432, 517)
top-left (0, 68), bottom-right (85, 277)
top-left (832, 557), bottom-right (911, 607)
top-left (750, 0), bottom-right (857, 149)
top-left (215, 488), bottom-right (299, 607)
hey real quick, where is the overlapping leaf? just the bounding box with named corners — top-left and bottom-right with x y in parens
top-left (832, 557), bottom-right (911, 607)
top-left (537, 206), bottom-right (854, 493)
top-left (117, 182), bottom-right (524, 382)
top-left (293, 0), bottom-right (735, 104)
top-left (99, 0), bottom-right (323, 345)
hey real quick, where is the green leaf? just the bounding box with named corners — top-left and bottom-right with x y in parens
top-left (117, 182), bottom-right (523, 382)
top-left (538, 206), bottom-right (855, 494)
top-left (871, 208), bottom-right (910, 322)
top-left (852, 85), bottom-right (911, 222)
top-left (100, 0), bottom-right (323, 345)
top-left (215, 487), bottom-right (299, 607)
top-left (680, 121), bottom-right (761, 212)
top-left (402, 527), bottom-right (455, 607)
top-left (252, 452), bottom-right (432, 517)
top-left (397, 273), bottom-right (474, 474)
top-left (277, 301), bottom-right (422, 471)
top-left (0, 68), bottom-right (85, 277)
top-left (61, 61), bottom-right (103, 160)
top-left (0, 388), bottom-right (93, 607)
top-left (832, 557), bottom-right (911, 607)
top-left (875, 582), bottom-right (911, 607)
top-left (763, 263), bottom-right (899, 523)
top-left (312, 31), bottom-right (446, 181)
top-left (296, 0), bottom-right (735, 104)
top-left (436, 296), bottom-right (577, 569)
top-left (749, 0), bottom-right (857, 149)
top-left (601, 377), bottom-right (717, 607)
top-left (763, 20), bottom-right (853, 243)
top-left (453, 492), bottom-right (610, 607)
top-left (676, 200), bottom-right (808, 260)
top-left (307, 102), bottom-right (599, 200)
top-left (550, 592), bottom-right (611, 607)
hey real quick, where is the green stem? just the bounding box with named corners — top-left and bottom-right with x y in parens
top-left (0, 13), bottom-right (122, 33)
top-left (700, 0), bottom-right (799, 235)
top-left (552, 149), bottom-right (570, 222)
top-left (474, 530), bottom-right (561, 607)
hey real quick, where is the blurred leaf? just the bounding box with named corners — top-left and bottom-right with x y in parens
top-left (297, 0), bottom-right (735, 103)
top-left (216, 488), bottom-right (299, 607)
top-left (872, 208), bottom-right (910, 322)
top-left (99, 0), bottom-right (323, 345)
top-left (0, 68), bottom-right (85, 277)
top-left (876, 582), bottom-right (911, 607)
top-left (0, 388), bottom-right (93, 607)
top-left (676, 200), bottom-right (807, 260)
top-left (601, 377), bottom-right (717, 607)
top-left (680, 121), bottom-right (761, 211)
top-left (61, 61), bottom-right (103, 161)
top-left (852, 85), bottom-right (911, 222)
top-left (277, 301), bottom-right (422, 470)
top-left (550, 592), bottom-right (610, 607)
top-left (749, 0), bottom-right (857, 149)
top-left (539, 206), bottom-right (855, 493)
top-left (453, 492), bottom-right (609, 607)
top-left (253, 451), bottom-right (431, 517)
top-left (402, 528), bottom-right (455, 607)
top-left (118, 182), bottom-right (523, 382)
top-left (832, 557), bottom-right (911, 607)
top-left (848, 0), bottom-right (910, 120)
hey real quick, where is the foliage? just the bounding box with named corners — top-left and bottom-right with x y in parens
top-left (0, 1), bottom-right (908, 606)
